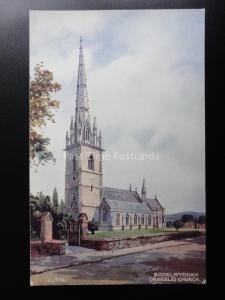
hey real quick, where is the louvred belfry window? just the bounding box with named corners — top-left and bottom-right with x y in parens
top-left (88, 154), bottom-right (94, 170)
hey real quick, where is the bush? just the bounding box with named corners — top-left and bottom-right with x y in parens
top-left (88, 221), bottom-right (98, 234)
top-left (166, 221), bottom-right (173, 228)
top-left (173, 220), bottom-right (183, 231)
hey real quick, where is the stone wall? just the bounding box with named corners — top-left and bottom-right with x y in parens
top-left (81, 230), bottom-right (203, 251)
top-left (30, 241), bottom-right (66, 257)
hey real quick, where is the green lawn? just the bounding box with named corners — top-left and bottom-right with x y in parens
top-left (87, 228), bottom-right (175, 239)
top-left (87, 227), bottom-right (200, 239)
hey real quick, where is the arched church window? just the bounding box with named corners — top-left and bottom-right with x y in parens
top-left (126, 213), bottom-right (129, 225)
top-left (138, 215), bottom-right (140, 225)
top-left (116, 213), bottom-right (120, 225)
top-left (134, 214), bottom-right (137, 225)
top-left (102, 208), bottom-right (107, 221)
top-left (91, 185), bottom-right (93, 191)
top-left (71, 194), bottom-right (78, 212)
top-left (158, 214), bottom-right (161, 223)
top-left (141, 215), bottom-right (144, 225)
top-left (148, 215), bottom-right (151, 225)
top-left (88, 154), bottom-right (94, 170)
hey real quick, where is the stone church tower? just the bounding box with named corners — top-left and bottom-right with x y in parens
top-left (65, 37), bottom-right (103, 221)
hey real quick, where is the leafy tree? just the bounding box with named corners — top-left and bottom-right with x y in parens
top-left (181, 214), bottom-right (193, 223)
top-left (181, 214), bottom-right (194, 228)
top-left (194, 218), bottom-right (198, 228)
top-left (166, 221), bottom-right (173, 228)
top-left (42, 195), bottom-right (52, 212)
top-left (30, 192), bottom-right (70, 240)
top-left (198, 215), bottom-right (206, 224)
top-left (173, 220), bottom-right (183, 232)
top-left (29, 62), bottom-right (61, 166)
top-left (59, 199), bottom-right (65, 214)
top-left (38, 191), bottom-right (45, 206)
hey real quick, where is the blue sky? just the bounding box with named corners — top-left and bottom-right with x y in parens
top-left (30, 9), bottom-right (205, 214)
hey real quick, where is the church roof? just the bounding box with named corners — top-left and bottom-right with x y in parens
top-left (104, 199), bottom-right (150, 213)
top-left (102, 187), bottom-right (163, 212)
top-left (103, 187), bottom-right (142, 203)
top-left (146, 198), bottom-right (163, 210)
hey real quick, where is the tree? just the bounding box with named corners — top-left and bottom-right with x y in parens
top-left (198, 215), bottom-right (206, 224)
top-left (29, 62), bottom-right (61, 166)
top-left (30, 192), bottom-right (69, 240)
top-left (30, 194), bottom-right (42, 239)
top-left (173, 220), bottom-right (183, 232)
top-left (194, 218), bottom-right (198, 229)
top-left (166, 221), bottom-right (173, 228)
top-left (42, 195), bottom-right (52, 212)
top-left (38, 191), bottom-right (45, 206)
top-left (52, 187), bottom-right (59, 210)
top-left (59, 199), bottom-right (65, 214)
top-left (181, 214), bottom-right (194, 228)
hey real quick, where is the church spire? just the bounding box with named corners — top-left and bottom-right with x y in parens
top-left (65, 37), bottom-right (102, 148)
top-left (75, 36), bottom-right (89, 124)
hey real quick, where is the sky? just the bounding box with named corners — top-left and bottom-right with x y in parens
top-left (30, 9), bottom-right (205, 214)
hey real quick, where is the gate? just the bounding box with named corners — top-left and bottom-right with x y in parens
top-left (68, 213), bottom-right (88, 246)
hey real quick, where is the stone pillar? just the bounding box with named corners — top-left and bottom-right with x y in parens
top-left (78, 213), bottom-right (88, 241)
top-left (69, 213), bottom-right (88, 246)
top-left (40, 212), bottom-right (53, 242)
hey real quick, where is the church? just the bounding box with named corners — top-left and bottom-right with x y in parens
top-left (64, 37), bottom-right (165, 231)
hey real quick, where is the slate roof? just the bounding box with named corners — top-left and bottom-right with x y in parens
top-left (103, 187), bottom-right (142, 203)
top-left (102, 187), bottom-right (163, 212)
top-left (146, 198), bottom-right (163, 210)
top-left (104, 199), bottom-right (150, 213)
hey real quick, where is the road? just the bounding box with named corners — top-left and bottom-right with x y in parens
top-left (31, 235), bottom-right (206, 285)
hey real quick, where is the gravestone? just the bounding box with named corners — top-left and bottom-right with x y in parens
top-left (40, 212), bottom-right (53, 242)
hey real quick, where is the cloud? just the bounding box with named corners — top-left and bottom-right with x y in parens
top-left (30, 9), bottom-right (205, 214)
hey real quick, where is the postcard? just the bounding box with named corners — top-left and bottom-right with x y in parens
top-left (29, 9), bottom-right (206, 285)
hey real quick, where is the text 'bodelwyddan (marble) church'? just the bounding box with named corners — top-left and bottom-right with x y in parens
top-left (64, 37), bottom-right (165, 231)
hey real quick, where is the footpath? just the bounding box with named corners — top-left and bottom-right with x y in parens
top-left (31, 239), bottom-right (191, 275)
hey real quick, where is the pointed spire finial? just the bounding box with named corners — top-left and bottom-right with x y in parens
top-left (70, 116), bottom-right (74, 130)
top-left (142, 177), bottom-right (146, 193)
top-left (141, 177), bottom-right (146, 201)
top-left (93, 116), bottom-right (97, 129)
